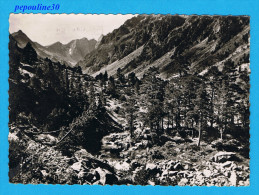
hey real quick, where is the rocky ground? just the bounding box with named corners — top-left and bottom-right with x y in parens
top-left (9, 125), bottom-right (250, 186)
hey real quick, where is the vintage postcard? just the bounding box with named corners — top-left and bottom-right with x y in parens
top-left (8, 13), bottom-right (250, 186)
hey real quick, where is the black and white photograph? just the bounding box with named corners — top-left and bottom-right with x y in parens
top-left (8, 14), bottom-right (250, 186)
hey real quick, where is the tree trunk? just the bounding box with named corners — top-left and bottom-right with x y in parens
top-left (150, 121), bottom-right (153, 131)
top-left (210, 118), bottom-right (214, 128)
top-left (191, 120), bottom-right (194, 139)
top-left (220, 128), bottom-right (223, 140)
top-left (161, 117), bottom-right (164, 131)
top-left (197, 120), bottom-right (202, 147)
top-left (172, 115), bottom-right (174, 128)
top-left (167, 112), bottom-right (170, 129)
top-left (130, 125), bottom-right (133, 138)
top-left (176, 108), bottom-right (181, 129)
top-left (210, 86), bottom-right (215, 128)
top-left (130, 115), bottom-right (133, 138)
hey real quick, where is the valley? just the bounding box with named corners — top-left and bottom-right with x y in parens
top-left (8, 15), bottom-right (250, 186)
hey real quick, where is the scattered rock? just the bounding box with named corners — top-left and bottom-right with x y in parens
top-left (212, 152), bottom-right (236, 163)
top-left (95, 167), bottom-right (118, 185)
top-left (148, 180), bottom-right (155, 185)
top-left (8, 132), bottom-right (19, 141)
top-left (184, 164), bottom-right (190, 170)
top-left (221, 161), bottom-right (233, 168)
top-left (196, 173), bottom-right (204, 181)
top-left (173, 136), bottom-right (185, 144)
top-left (177, 171), bottom-right (188, 178)
top-left (146, 163), bottom-right (157, 171)
top-left (40, 170), bottom-right (48, 177)
top-left (174, 163), bottom-right (184, 170)
top-left (168, 171), bottom-right (178, 176)
top-left (71, 161), bottom-right (82, 172)
top-left (75, 149), bottom-right (93, 161)
top-left (178, 178), bottom-right (188, 186)
top-left (229, 171), bottom-right (238, 186)
top-left (78, 170), bottom-right (86, 178)
top-left (224, 171), bottom-right (231, 177)
top-left (35, 134), bottom-right (57, 145)
top-left (203, 169), bottom-right (212, 178)
top-left (244, 179), bottom-right (250, 186)
top-left (114, 161), bottom-right (130, 171)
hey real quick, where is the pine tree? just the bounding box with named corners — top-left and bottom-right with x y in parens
top-left (134, 79), bottom-right (140, 94)
top-left (191, 79), bottom-right (210, 146)
top-left (88, 81), bottom-right (96, 110)
top-left (117, 68), bottom-right (125, 84)
top-left (124, 95), bottom-right (138, 138)
top-left (222, 59), bottom-right (238, 129)
top-left (64, 68), bottom-right (69, 93)
top-left (107, 76), bottom-right (116, 96)
top-left (128, 72), bottom-right (137, 86)
top-left (104, 71), bottom-right (108, 81)
top-left (213, 76), bottom-right (228, 140)
top-left (140, 67), bottom-right (165, 134)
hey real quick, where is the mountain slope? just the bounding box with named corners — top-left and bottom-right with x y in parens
top-left (11, 30), bottom-right (97, 66)
top-left (77, 15), bottom-right (249, 79)
top-left (45, 38), bottom-right (97, 66)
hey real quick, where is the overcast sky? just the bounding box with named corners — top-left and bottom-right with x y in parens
top-left (9, 14), bottom-right (135, 46)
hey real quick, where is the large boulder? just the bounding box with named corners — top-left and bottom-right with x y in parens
top-left (71, 161), bottom-right (83, 172)
top-left (212, 152), bottom-right (237, 163)
top-left (146, 163), bottom-right (157, 171)
top-left (77, 170), bottom-right (100, 184)
top-left (203, 169), bottom-right (212, 178)
top-left (220, 161), bottom-right (236, 169)
top-left (229, 171), bottom-right (238, 186)
top-left (173, 136), bottom-right (185, 144)
top-left (95, 167), bottom-right (118, 185)
top-left (74, 149), bottom-right (94, 161)
top-left (114, 161), bottom-right (130, 171)
top-left (35, 134), bottom-right (57, 145)
top-left (159, 134), bottom-right (174, 145)
top-left (178, 178), bottom-right (189, 186)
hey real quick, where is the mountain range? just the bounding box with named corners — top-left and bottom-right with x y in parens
top-left (11, 15), bottom-right (249, 78)
top-left (11, 30), bottom-right (97, 66)
top-left (77, 15), bottom-right (249, 79)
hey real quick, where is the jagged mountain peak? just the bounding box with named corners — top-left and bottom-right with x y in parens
top-left (11, 30), bottom-right (31, 48)
top-left (12, 29), bottom-right (25, 36)
top-left (46, 41), bottom-right (64, 51)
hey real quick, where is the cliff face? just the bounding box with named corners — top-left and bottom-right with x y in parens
top-left (77, 15), bottom-right (249, 79)
top-left (45, 38), bottom-right (97, 66)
